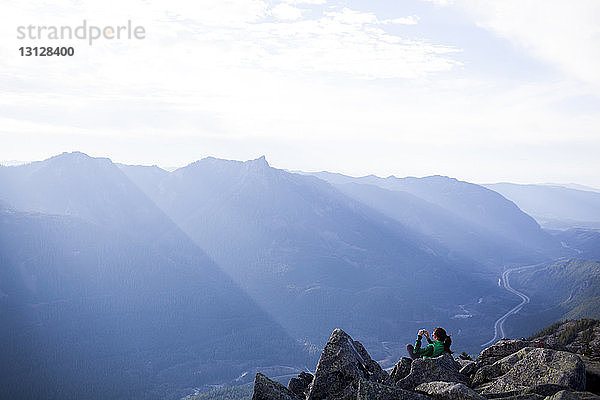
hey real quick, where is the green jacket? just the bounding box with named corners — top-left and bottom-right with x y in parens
top-left (413, 335), bottom-right (445, 358)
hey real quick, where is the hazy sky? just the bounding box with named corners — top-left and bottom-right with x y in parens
top-left (1, 0), bottom-right (599, 186)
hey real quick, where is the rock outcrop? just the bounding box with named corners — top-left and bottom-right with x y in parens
top-left (544, 390), bottom-right (600, 400)
top-left (478, 348), bottom-right (586, 394)
top-left (306, 328), bottom-right (390, 400)
top-left (472, 348), bottom-right (537, 387)
top-left (396, 352), bottom-right (468, 390)
top-left (288, 371), bottom-right (313, 398)
top-left (584, 359), bottom-right (600, 395)
top-left (481, 384), bottom-right (580, 400)
top-left (416, 381), bottom-right (487, 400)
top-left (252, 373), bottom-right (301, 400)
top-left (479, 340), bottom-right (543, 360)
top-left (476, 339), bottom-right (544, 368)
top-left (252, 322), bottom-right (600, 400)
top-left (529, 320), bottom-right (600, 359)
top-left (357, 379), bottom-right (432, 400)
top-left (390, 357), bottom-right (413, 383)
top-left (460, 361), bottom-right (477, 377)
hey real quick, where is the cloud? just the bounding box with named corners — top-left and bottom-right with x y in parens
top-left (270, 3), bottom-right (304, 20)
top-left (432, 1), bottom-right (600, 89)
top-left (2, 1), bottom-right (457, 80)
top-left (239, 8), bottom-right (458, 79)
top-left (382, 16), bottom-right (419, 25)
top-left (282, 0), bottom-right (326, 4)
top-left (323, 7), bottom-right (378, 25)
top-left (164, 0), bottom-right (268, 26)
top-left (421, 0), bottom-right (454, 5)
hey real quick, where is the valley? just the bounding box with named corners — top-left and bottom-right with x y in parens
top-left (482, 263), bottom-right (545, 347)
top-left (0, 152), bottom-right (598, 399)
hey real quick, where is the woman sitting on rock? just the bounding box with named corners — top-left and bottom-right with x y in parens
top-left (406, 327), bottom-right (452, 359)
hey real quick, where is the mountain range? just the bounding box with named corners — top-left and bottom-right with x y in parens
top-left (119, 156), bottom-right (533, 354)
top-left (306, 172), bottom-right (562, 267)
top-left (0, 153), bottom-right (308, 399)
top-left (0, 152), bottom-right (597, 399)
top-left (485, 183), bottom-right (600, 230)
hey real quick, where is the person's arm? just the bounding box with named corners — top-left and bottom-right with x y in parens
top-left (413, 334), bottom-right (434, 357)
top-left (424, 331), bottom-right (433, 344)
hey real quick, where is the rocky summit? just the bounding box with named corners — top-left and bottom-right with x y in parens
top-left (252, 327), bottom-right (600, 400)
top-left (306, 328), bottom-right (390, 400)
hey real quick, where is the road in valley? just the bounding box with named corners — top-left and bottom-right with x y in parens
top-left (481, 263), bottom-right (545, 348)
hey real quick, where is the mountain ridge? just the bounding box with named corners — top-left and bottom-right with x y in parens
top-left (1, 152), bottom-right (595, 399)
top-left (0, 152), bottom-right (311, 399)
top-left (119, 154), bottom-right (511, 354)
top-left (305, 170), bottom-right (564, 266)
top-left (484, 182), bottom-right (600, 230)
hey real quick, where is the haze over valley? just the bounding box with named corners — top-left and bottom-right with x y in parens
top-left (1, 152), bottom-right (598, 399)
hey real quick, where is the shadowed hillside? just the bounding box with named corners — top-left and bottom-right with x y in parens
top-left (0, 153), bottom-right (309, 399)
top-left (120, 157), bottom-right (510, 356)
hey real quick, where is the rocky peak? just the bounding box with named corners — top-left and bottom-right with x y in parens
top-left (252, 373), bottom-right (301, 400)
top-left (306, 328), bottom-right (389, 400)
top-left (247, 155), bottom-right (270, 168)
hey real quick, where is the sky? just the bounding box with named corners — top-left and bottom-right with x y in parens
top-left (1, 0), bottom-right (599, 186)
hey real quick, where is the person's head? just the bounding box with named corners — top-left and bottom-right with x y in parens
top-left (432, 327), bottom-right (452, 353)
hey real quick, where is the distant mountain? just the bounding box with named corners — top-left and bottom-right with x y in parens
top-left (507, 259), bottom-right (600, 337)
top-left (307, 172), bottom-right (561, 265)
top-left (121, 157), bottom-right (509, 356)
top-left (0, 152), bottom-right (174, 240)
top-left (485, 183), bottom-right (600, 229)
top-left (542, 182), bottom-right (600, 193)
top-left (551, 228), bottom-right (600, 260)
top-left (0, 153), bottom-right (308, 399)
top-left (114, 162), bottom-right (170, 190)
